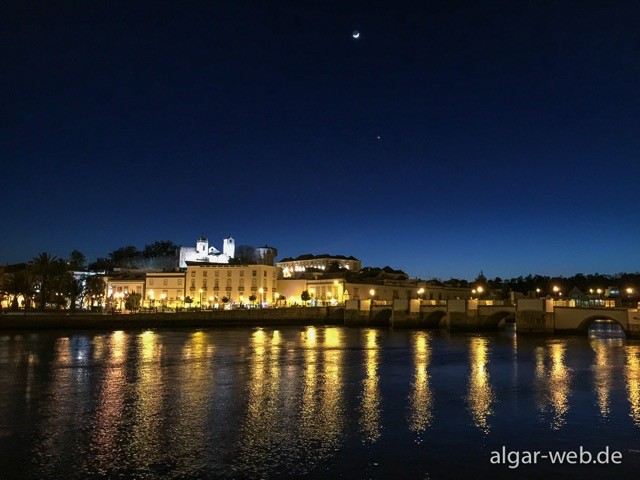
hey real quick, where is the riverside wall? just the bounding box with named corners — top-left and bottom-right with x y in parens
top-left (0, 307), bottom-right (344, 331)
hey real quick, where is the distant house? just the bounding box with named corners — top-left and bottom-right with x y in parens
top-left (277, 254), bottom-right (361, 278)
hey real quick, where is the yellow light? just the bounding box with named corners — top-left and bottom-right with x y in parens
top-left (160, 293), bottom-right (166, 300)
top-left (627, 288), bottom-right (634, 295)
top-left (309, 287), bottom-right (315, 294)
top-left (477, 286), bottom-right (484, 293)
top-left (258, 287), bottom-right (264, 294)
top-left (274, 292), bottom-right (280, 299)
top-left (327, 292), bottom-right (332, 298)
top-left (369, 289), bottom-right (375, 297)
top-left (597, 288), bottom-right (602, 294)
top-left (199, 288), bottom-right (203, 293)
top-left (536, 288), bottom-right (541, 293)
top-left (333, 280), bottom-right (339, 286)
top-left (553, 286), bottom-right (560, 293)
top-left (209, 296), bottom-right (214, 301)
top-left (418, 288), bottom-right (425, 294)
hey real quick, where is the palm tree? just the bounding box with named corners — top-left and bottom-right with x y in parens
top-left (85, 276), bottom-right (106, 308)
top-left (29, 252), bottom-right (64, 310)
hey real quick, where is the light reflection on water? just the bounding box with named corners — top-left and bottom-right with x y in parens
top-left (409, 331), bottom-right (433, 433)
top-left (467, 337), bottom-right (494, 433)
top-left (360, 329), bottom-right (381, 442)
top-left (1, 327), bottom-right (640, 478)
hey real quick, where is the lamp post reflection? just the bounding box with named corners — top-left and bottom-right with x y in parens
top-left (409, 331), bottom-right (433, 433)
top-left (467, 337), bottom-right (493, 433)
top-left (626, 345), bottom-right (640, 427)
top-left (360, 329), bottom-right (381, 442)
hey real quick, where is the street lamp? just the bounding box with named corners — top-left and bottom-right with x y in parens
top-left (199, 288), bottom-right (204, 308)
top-left (209, 296), bottom-right (214, 310)
top-left (274, 292), bottom-right (280, 307)
top-left (148, 289), bottom-right (155, 310)
top-left (417, 287), bottom-right (424, 300)
top-left (258, 287), bottom-right (264, 307)
top-left (536, 288), bottom-right (541, 297)
top-left (553, 286), bottom-right (560, 298)
top-left (309, 287), bottom-right (315, 306)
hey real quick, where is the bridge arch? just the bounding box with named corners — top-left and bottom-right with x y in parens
top-left (577, 315), bottom-right (627, 333)
top-left (372, 308), bottom-right (392, 326)
top-left (479, 310), bottom-right (516, 330)
top-left (420, 310), bottom-right (448, 329)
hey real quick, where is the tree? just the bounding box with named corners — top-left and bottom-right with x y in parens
top-left (142, 240), bottom-right (178, 258)
top-left (88, 257), bottom-right (114, 272)
top-left (248, 294), bottom-right (257, 303)
top-left (221, 296), bottom-right (230, 304)
top-left (67, 250), bottom-right (86, 270)
top-left (29, 252), bottom-right (59, 309)
top-left (234, 245), bottom-right (256, 264)
top-left (108, 246), bottom-right (141, 268)
top-left (327, 261), bottom-right (342, 272)
top-left (301, 290), bottom-right (311, 303)
top-left (125, 292), bottom-right (142, 312)
top-left (85, 276), bottom-right (106, 307)
top-left (58, 272), bottom-right (84, 311)
top-left (4, 268), bottom-right (33, 309)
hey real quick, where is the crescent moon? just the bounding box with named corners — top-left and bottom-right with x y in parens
top-left (353, 31), bottom-right (360, 39)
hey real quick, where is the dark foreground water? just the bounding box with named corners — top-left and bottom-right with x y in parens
top-left (1, 326), bottom-right (639, 479)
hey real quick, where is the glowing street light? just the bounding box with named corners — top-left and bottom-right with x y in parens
top-left (199, 288), bottom-right (204, 307)
top-left (417, 287), bottom-right (424, 300)
top-left (258, 287), bottom-right (264, 306)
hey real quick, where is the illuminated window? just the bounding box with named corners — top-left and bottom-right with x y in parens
top-left (252, 270), bottom-right (257, 276)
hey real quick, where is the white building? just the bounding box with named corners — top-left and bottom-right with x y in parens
top-left (178, 236), bottom-right (235, 268)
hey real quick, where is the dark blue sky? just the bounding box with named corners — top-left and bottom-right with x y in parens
top-left (2, 0), bottom-right (639, 279)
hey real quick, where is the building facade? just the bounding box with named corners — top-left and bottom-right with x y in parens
top-left (186, 263), bottom-right (279, 307)
top-left (145, 272), bottom-right (186, 308)
top-left (277, 254), bottom-right (361, 278)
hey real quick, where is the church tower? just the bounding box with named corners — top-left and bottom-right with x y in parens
top-left (196, 236), bottom-right (209, 254)
top-left (223, 237), bottom-right (235, 258)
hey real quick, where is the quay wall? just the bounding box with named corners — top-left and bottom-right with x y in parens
top-left (0, 307), bottom-right (343, 331)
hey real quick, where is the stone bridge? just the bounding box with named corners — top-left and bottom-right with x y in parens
top-left (344, 298), bottom-right (640, 337)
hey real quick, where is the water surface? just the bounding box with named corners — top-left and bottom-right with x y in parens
top-left (1, 326), bottom-right (639, 478)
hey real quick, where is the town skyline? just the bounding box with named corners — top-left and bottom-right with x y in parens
top-left (2, 233), bottom-right (639, 285)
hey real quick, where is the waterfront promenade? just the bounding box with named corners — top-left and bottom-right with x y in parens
top-left (1, 299), bottom-right (639, 337)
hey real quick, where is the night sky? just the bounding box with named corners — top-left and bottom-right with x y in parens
top-left (2, 1), bottom-right (639, 279)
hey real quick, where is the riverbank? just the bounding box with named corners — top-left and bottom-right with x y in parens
top-left (0, 307), bottom-right (344, 330)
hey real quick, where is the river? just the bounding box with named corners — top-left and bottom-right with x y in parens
top-left (1, 326), bottom-right (639, 478)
